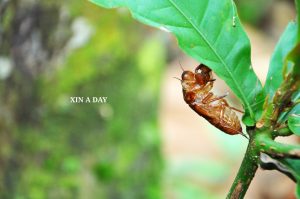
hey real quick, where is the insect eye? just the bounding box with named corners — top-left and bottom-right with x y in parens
top-left (181, 71), bottom-right (194, 81)
top-left (195, 73), bottom-right (206, 85)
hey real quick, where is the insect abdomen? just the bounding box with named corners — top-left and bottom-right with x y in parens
top-left (218, 107), bottom-right (242, 135)
top-left (190, 104), bottom-right (242, 135)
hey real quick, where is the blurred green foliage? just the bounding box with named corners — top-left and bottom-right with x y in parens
top-left (236, 0), bottom-right (273, 25)
top-left (0, 1), bottom-right (165, 199)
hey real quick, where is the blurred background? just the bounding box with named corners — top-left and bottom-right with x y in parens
top-left (0, 0), bottom-right (298, 198)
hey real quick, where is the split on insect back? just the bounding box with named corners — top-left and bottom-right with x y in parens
top-left (178, 63), bottom-right (248, 139)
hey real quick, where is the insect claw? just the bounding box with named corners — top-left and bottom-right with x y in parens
top-left (240, 132), bottom-right (249, 140)
top-left (209, 79), bottom-right (216, 82)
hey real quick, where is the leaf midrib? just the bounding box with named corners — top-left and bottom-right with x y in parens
top-left (167, 0), bottom-right (254, 118)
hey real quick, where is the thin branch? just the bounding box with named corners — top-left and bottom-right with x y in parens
top-left (256, 133), bottom-right (300, 159)
top-left (272, 126), bottom-right (293, 137)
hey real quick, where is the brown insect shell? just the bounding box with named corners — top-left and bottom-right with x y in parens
top-left (195, 64), bottom-right (211, 74)
top-left (181, 67), bottom-right (211, 93)
top-left (180, 65), bottom-right (244, 136)
top-left (194, 64), bottom-right (212, 85)
top-left (181, 71), bottom-right (194, 82)
top-left (195, 72), bottom-right (210, 85)
top-left (181, 70), bottom-right (209, 105)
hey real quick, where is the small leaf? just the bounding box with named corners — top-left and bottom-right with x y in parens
top-left (280, 158), bottom-right (300, 183)
top-left (260, 153), bottom-right (298, 182)
top-left (288, 114), bottom-right (300, 135)
top-left (91, 0), bottom-right (264, 124)
top-left (278, 104), bottom-right (300, 124)
top-left (261, 155), bottom-right (300, 187)
top-left (242, 116), bottom-right (255, 127)
top-left (264, 22), bottom-right (298, 102)
top-left (285, 43), bottom-right (300, 76)
top-left (280, 157), bottom-right (300, 198)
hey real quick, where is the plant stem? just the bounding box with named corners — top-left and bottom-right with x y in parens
top-left (272, 126), bottom-right (293, 137)
top-left (226, 135), bottom-right (260, 199)
top-left (256, 133), bottom-right (300, 159)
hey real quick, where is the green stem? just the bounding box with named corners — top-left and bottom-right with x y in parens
top-left (272, 126), bottom-right (293, 137)
top-left (256, 133), bottom-right (300, 159)
top-left (226, 135), bottom-right (259, 199)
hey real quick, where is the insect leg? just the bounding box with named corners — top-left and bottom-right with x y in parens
top-left (191, 81), bottom-right (213, 94)
top-left (201, 92), bottom-right (214, 104)
top-left (229, 106), bottom-right (244, 113)
top-left (202, 94), bottom-right (227, 104)
top-left (239, 132), bottom-right (249, 139)
top-left (203, 92), bottom-right (244, 113)
top-left (219, 104), bottom-right (225, 122)
top-left (221, 99), bottom-right (244, 113)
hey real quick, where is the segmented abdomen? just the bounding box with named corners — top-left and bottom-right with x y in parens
top-left (189, 103), bottom-right (242, 135)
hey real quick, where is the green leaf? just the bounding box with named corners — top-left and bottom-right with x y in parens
top-left (264, 22), bottom-right (298, 102)
top-left (296, 0), bottom-right (300, 41)
top-left (278, 103), bottom-right (300, 124)
top-left (286, 43), bottom-right (300, 77)
top-left (280, 158), bottom-right (300, 180)
top-left (260, 154), bottom-right (300, 183)
top-left (274, 157), bottom-right (300, 198)
top-left (285, 0), bottom-right (300, 76)
top-left (90, 0), bottom-right (125, 8)
top-left (90, 0), bottom-right (264, 124)
top-left (288, 114), bottom-right (300, 135)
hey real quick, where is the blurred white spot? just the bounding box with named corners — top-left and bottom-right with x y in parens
top-left (249, 65), bottom-right (252, 70)
top-left (232, 16), bottom-right (236, 27)
top-left (99, 104), bottom-right (113, 120)
top-left (67, 17), bottom-right (94, 50)
top-left (159, 26), bottom-right (170, 33)
top-left (0, 57), bottom-right (12, 79)
top-left (117, 8), bottom-right (129, 15)
top-left (270, 76), bottom-right (273, 80)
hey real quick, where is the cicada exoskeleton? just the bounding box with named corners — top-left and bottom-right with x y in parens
top-left (180, 64), bottom-right (245, 136)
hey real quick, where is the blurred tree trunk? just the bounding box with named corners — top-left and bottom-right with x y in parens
top-left (0, 0), bottom-right (70, 197)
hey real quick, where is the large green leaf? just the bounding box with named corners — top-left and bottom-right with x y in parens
top-left (264, 22), bottom-right (298, 102)
top-left (91, 0), bottom-right (264, 124)
top-left (285, 0), bottom-right (300, 79)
